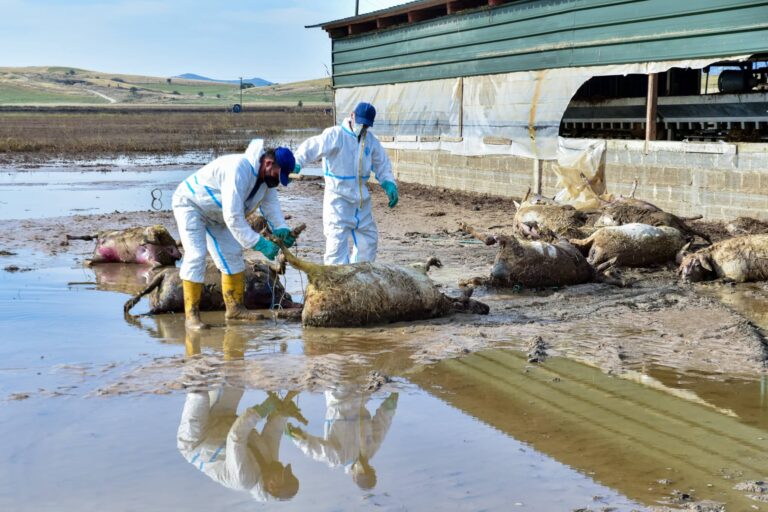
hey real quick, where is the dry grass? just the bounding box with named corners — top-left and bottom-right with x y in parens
top-left (0, 108), bottom-right (333, 156)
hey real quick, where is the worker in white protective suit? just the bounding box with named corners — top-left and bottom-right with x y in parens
top-left (286, 388), bottom-right (398, 490)
top-left (172, 139), bottom-right (297, 331)
top-left (293, 102), bottom-right (398, 265)
top-left (177, 329), bottom-right (306, 501)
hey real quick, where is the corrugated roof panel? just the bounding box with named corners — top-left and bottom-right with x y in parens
top-left (326, 0), bottom-right (768, 87)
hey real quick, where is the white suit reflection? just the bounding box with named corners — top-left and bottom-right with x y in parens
top-left (287, 388), bottom-right (398, 490)
top-left (177, 330), bottom-right (304, 501)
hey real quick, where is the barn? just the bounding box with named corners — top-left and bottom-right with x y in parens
top-left (310, 0), bottom-right (768, 219)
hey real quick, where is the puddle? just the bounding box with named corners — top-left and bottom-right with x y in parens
top-left (0, 168), bottom-right (193, 219)
top-left (698, 282), bottom-right (768, 332)
top-left (0, 166), bottom-right (322, 220)
top-left (3, 263), bottom-right (768, 510)
top-left (3, 161), bottom-right (768, 510)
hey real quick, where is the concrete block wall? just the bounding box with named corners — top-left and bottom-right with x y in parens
top-left (390, 141), bottom-right (768, 221)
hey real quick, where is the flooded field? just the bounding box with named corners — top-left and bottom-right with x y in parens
top-left (2, 163), bottom-right (768, 511)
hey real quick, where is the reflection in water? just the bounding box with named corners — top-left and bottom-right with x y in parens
top-left (286, 388), bottom-right (398, 490)
top-left (177, 330), bottom-right (305, 501)
top-left (176, 329), bottom-right (400, 500)
top-left (91, 263), bottom-right (768, 507)
top-left (701, 282), bottom-right (768, 331)
top-left (413, 350), bottom-right (768, 508)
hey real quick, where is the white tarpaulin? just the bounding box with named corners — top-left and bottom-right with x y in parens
top-left (335, 55), bottom-right (749, 160)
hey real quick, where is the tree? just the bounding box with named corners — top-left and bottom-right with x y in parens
top-left (297, 100), bottom-right (303, 108)
top-left (166, 78), bottom-right (172, 84)
top-left (198, 91), bottom-right (204, 97)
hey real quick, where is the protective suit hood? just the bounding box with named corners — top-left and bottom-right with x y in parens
top-left (244, 139), bottom-right (265, 171)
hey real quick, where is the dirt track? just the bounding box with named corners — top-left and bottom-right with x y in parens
top-left (2, 172), bottom-right (767, 389)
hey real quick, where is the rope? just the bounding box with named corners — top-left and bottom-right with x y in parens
top-left (150, 188), bottom-right (163, 210)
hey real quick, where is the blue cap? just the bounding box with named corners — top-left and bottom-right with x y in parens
top-left (354, 102), bottom-right (376, 127)
top-left (274, 147), bottom-right (295, 186)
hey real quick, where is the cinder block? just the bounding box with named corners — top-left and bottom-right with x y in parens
top-left (739, 172), bottom-right (761, 193)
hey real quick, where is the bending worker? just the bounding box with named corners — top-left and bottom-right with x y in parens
top-left (294, 102), bottom-right (398, 265)
top-left (172, 139), bottom-right (296, 330)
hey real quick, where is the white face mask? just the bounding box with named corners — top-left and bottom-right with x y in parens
top-left (353, 123), bottom-right (366, 137)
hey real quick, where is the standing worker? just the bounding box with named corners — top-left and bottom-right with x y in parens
top-left (172, 139), bottom-right (297, 330)
top-left (294, 102), bottom-right (398, 265)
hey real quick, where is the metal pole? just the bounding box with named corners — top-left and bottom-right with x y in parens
top-left (645, 73), bottom-right (658, 144)
top-left (239, 77), bottom-right (243, 108)
top-left (355, 0), bottom-right (359, 15)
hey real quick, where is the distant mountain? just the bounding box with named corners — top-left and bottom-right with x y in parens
top-left (174, 73), bottom-right (273, 86)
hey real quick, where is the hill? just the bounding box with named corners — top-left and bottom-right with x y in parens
top-left (0, 66), bottom-right (329, 107)
top-left (174, 73), bottom-right (273, 87)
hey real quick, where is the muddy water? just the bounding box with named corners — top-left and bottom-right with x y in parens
top-left (3, 166), bottom-right (768, 510)
top-left (0, 165), bottom-right (324, 220)
top-left (0, 168), bottom-right (194, 219)
top-left (2, 262), bottom-right (768, 511)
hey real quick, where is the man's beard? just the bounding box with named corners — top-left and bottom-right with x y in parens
top-left (265, 174), bottom-right (280, 188)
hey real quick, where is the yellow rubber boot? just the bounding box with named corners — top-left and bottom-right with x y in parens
top-left (222, 328), bottom-right (246, 361)
top-left (222, 272), bottom-right (267, 322)
top-left (182, 280), bottom-right (209, 331)
top-left (184, 331), bottom-right (201, 357)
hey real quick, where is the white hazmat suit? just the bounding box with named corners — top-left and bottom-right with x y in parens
top-left (294, 118), bottom-right (395, 265)
top-left (176, 387), bottom-right (296, 501)
top-left (287, 388), bottom-right (397, 487)
top-left (172, 140), bottom-right (289, 283)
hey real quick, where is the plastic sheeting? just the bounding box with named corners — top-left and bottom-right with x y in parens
top-left (553, 138), bottom-right (608, 211)
top-left (335, 55), bottom-right (749, 161)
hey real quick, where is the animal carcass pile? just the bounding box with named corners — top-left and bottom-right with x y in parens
top-left (459, 183), bottom-right (712, 290)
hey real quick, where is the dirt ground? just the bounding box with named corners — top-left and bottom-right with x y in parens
top-left (2, 170), bottom-right (767, 395)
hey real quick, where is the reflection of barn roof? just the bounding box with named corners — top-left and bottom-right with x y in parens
top-left (309, 0), bottom-right (768, 88)
top-left (412, 349), bottom-right (768, 509)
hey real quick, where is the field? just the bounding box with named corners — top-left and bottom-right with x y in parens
top-left (0, 108), bottom-right (333, 157)
top-left (0, 66), bottom-right (332, 107)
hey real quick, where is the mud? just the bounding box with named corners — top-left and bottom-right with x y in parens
top-left (2, 171), bottom-right (767, 387)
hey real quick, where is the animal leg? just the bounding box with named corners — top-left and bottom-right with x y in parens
top-left (124, 273), bottom-right (165, 315)
top-left (459, 223), bottom-right (497, 246)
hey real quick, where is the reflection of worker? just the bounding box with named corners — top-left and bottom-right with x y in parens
top-left (177, 389), bottom-right (305, 500)
top-left (286, 388), bottom-right (398, 490)
top-left (178, 328), bottom-right (306, 500)
top-left (172, 139), bottom-right (297, 330)
top-left (294, 102), bottom-right (398, 265)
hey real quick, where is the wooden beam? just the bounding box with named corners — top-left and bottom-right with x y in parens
top-left (645, 73), bottom-right (658, 143)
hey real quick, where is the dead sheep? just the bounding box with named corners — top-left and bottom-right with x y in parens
top-left (678, 234), bottom-right (768, 283)
top-left (279, 247), bottom-right (489, 328)
top-left (459, 223), bottom-right (620, 288)
top-left (123, 260), bottom-right (298, 317)
top-left (570, 223), bottom-right (687, 268)
top-left (68, 225), bottom-right (182, 267)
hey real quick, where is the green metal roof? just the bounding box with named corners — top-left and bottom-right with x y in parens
top-left (324, 0), bottom-right (768, 88)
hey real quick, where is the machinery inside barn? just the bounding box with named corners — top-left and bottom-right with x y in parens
top-left (560, 55), bottom-right (768, 142)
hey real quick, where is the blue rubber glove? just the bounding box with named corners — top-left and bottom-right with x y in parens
top-left (382, 392), bottom-right (399, 411)
top-left (294, 163), bottom-right (302, 174)
top-left (251, 394), bottom-right (279, 418)
top-left (272, 227), bottom-right (296, 248)
top-left (381, 180), bottom-right (398, 208)
top-left (253, 237), bottom-right (279, 260)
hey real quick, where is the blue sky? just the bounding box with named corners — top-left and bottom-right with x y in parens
top-left (0, 0), bottom-right (404, 83)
